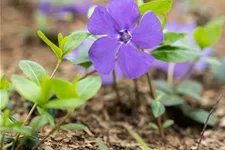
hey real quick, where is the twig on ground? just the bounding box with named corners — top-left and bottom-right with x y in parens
top-left (196, 94), bottom-right (224, 150)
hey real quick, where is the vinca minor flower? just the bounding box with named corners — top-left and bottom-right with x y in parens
top-left (88, 0), bottom-right (163, 79)
top-left (153, 20), bottom-right (213, 78)
top-left (65, 38), bottom-right (124, 85)
top-left (38, 0), bottom-right (92, 20)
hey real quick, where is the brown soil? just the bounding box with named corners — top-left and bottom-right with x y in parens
top-left (1, 0), bottom-right (225, 150)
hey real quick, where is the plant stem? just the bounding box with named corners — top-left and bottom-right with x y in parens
top-left (146, 71), bottom-right (165, 139)
top-left (112, 69), bottom-right (121, 102)
top-left (1, 133), bottom-right (4, 150)
top-left (11, 60), bottom-right (62, 150)
top-left (197, 95), bottom-right (224, 150)
top-left (167, 63), bottom-right (175, 84)
top-left (33, 109), bottom-right (73, 150)
top-left (80, 70), bottom-right (97, 80)
top-left (134, 79), bottom-right (140, 106)
top-left (145, 72), bottom-right (156, 99)
top-left (50, 59), bottom-right (61, 78)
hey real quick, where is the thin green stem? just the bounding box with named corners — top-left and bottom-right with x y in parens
top-left (134, 79), bottom-right (140, 106)
top-left (33, 109), bottom-right (73, 150)
top-left (11, 60), bottom-right (61, 150)
top-left (1, 133), bottom-right (4, 150)
top-left (146, 71), bottom-right (165, 139)
top-left (80, 70), bottom-right (97, 80)
top-left (167, 63), bottom-right (175, 84)
top-left (50, 59), bottom-right (61, 78)
top-left (112, 69), bottom-right (121, 102)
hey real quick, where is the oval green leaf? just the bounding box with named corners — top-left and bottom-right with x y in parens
top-left (11, 75), bottom-right (40, 103)
top-left (151, 45), bottom-right (202, 62)
top-left (77, 76), bottom-right (102, 101)
top-left (151, 101), bottom-right (165, 118)
top-left (19, 60), bottom-right (47, 85)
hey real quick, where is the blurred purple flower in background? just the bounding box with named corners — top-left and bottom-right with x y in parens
top-left (153, 20), bottom-right (213, 78)
top-left (88, 0), bottom-right (163, 79)
top-left (38, 0), bottom-right (92, 20)
top-left (64, 38), bottom-right (124, 85)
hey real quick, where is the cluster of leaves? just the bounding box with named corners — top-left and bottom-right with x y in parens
top-left (0, 31), bottom-right (101, 149)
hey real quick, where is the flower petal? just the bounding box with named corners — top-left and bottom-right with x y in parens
top-left (107, 0), bottom-right (140, 30)
top-left (131, 11), bottom-right (163, 49)
top-left (89, 37), bottom-right (120, 74)
top-left (118, 44), bottom-right (154, 79)
top-left (88, 6), bottom-right (120, 36)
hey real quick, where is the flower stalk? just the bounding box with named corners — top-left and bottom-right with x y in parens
top-left (146, 71), bottom-right (165, 139)
top-left (113, 69), bottom-right (121, 102)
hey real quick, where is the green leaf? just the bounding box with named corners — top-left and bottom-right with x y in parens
top-left (161, 14), bottom-right (168, 29)
top-left (149, 122), bottom-right (159, 130)
top-left (153, 80), bottom-right (176, 94)
top-left (19, 60), bottom-right (47, 85)
top-left (77, 76), bottom-right (102, 101)
top-left (87, 5), bottom-right (97, 18)
top-left (1, 109), bottom-right (10, 126)
top-left (193, 27), bottom-right (209, 49)
top-left (65, 43), bottom-right (92, 69)
top-left (180, 104), bottom-right (216, 126)
top-left (45, 98), bottom-right (84, 109)
top-left (163, 32), bottom-right (187, 45)
top-left (63, 32), bottom-right (90, 56)
top-left (0, 135), bottom-right (13, 142)
top-left (139, 0), bottom-right (172, 16)
top-left (205, 17), bottom-right (225, 47)
top-left (60, 36), bottom-right (69, 50)
top-left (160, 94), bottom-right (185, 106)
top-left (30, 115), bottom-right (48, 129)
top-left (162, 119), bottom-right (174, 128)
top-left (0, 75), bottom-right (10, 90)
top-left (39, 76), bottom-right (51, 105)
top-left (58, 33), bottom-right (63, 48)
top-left (151, 45), bottom-right (202, 62)
top-left (96, 138), bottom-right (108, 150)
top-left (37, 30), bottom-right (62, 58)
top-left (127, 128), bottom-right (149, 150)
top-left (37, 107), bottom-right (55, 126)
top-left (194, 17), bottom-right (225, 49)
top-left (151, 101), bottom-right (165, 118)
top-left (136, 0), bottom-right (144, 6)
top-left (12, 75), bottom-right (40, 103)
top-left (51, 78), bottom-right (78, 99)
top-left (0, 90), bottom-right (9, 110)
top-left (177, 80), bottom-right (203, 102)
top-left (204, 57), bottom-right (222, 67)
top-left (20, 135), bottom-right (39, 148)
top-left (210, 58), bottom-right (225, 84)
top-left (61, 123), bottom-right (88, 131)
top-left (0, 126), bottom-right (32, 135)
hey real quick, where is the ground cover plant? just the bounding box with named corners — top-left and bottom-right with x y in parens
top-left (1, 0), bottom-right (225, 149)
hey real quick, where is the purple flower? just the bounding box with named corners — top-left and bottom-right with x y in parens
top-left (88, 0), bottom-right (163, 79)
top-left (65, 39), bottom-right (124, 85)
top-left (38, 0), bottom-right (92, 19)
top-left (153, 20), bottom-right (213, 78)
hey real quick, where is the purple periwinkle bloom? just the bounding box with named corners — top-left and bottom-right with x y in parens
top-left (38, 0), bottom-right (92, 19)
top-left (88, 0), bottom-right (163, 79)
top-left (153, 20), bottom-right (213, 78)
top-left (64, 38), bottom-right (124, 85)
